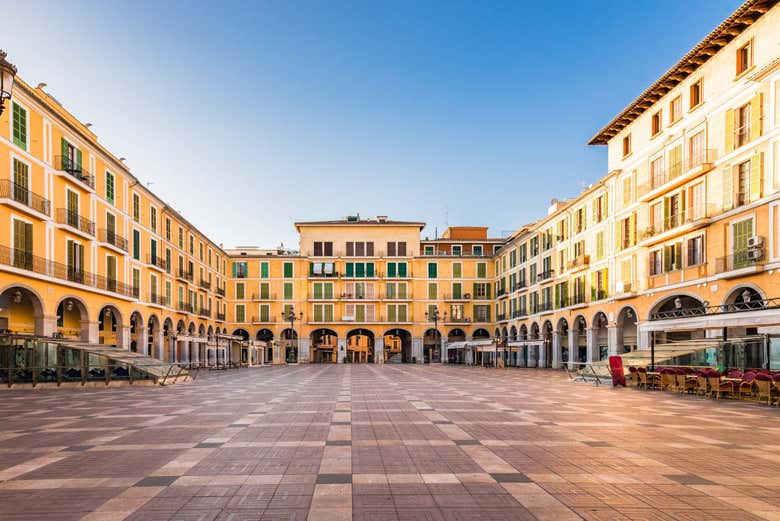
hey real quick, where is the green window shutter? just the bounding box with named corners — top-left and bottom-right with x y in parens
top-left (314, 305), bottom-right (323, 322)
top-left (232, 262), bottom-right (237, 277)
top-left (236, 283), bottom-right (244, 300)
top-left (356, 306), bottom-right (365, 322)
top-left (486, 284), bottom-right (491, 299)
top-left (428, 283), bottom-right (437, 300)
top-left (283, 262), bottom-right (293, 278)
top-left (387, 262), bottom-right (396, 277)
top-left (388, 305), bottom-right (397, 322)
top-left (284, 282), bottom-right (293, 299)
top-left (260, 305), bottom-right (269, 322)
top-left (345, 263), bottom-right (354, 277)
top-left (309, 263), bottom-right (315, 276)
top-left (12, 103), bottom-right (27, 149)
top-left (133, 230), bottom-right (140, 260)
top-left (398, 262), bottom-right (407, 277)
top-left (453, 263), bottom-right (462, 278)
top-left (453, 282), bottom-right (462, 299)
top-left (324, 283), bottom-right (333, 299)
top-left (428, 262), bottom-right (437, 278)
top-left (314, 283), bottom-right (323, 299)
top-left (260, 282), bottom-right (269, 299)
top-left (356, 263), bottom-right (365, 277)
top-left (398, 283), bottom-right (407, 299)
top-left (366, 262), bottom-right (375, 277)
top-left (324, 305), bottom-right (333, 322)
top-left (151, 239), bottom-right (157, 260)
top-left (477, 263), bottom-right (486, 278)
top-left (398, 305), bottom-right (407, 322)
top-left (76, 149), bottom-right (83, 170)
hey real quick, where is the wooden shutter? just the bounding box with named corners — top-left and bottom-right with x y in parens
top-left (314, 305), bottom-right (323, 322)
top-left (750, 93), bottom-right (763, 142)
top-left (722, 167), bottom-right (733, 211)
top-left (60, 138), bottom-right (68, 164)
top-left (387, 262), bottom-right (396, 277)
top-left (387, 304), bottom-right (396, 322)
top-left (355, 263), bottom-right (365, 277)
top-left (324, 305), bottom-right (333, 322)
top-left (366, 242), bottom-right (374, 256)
top-left (261, 262), bottom-right (269, 278)
top-left (398, 242), bottom-right (407, 256)
top-left (107, 256), bottom-right (116, 281)
top-left (76, 149), bottom-right (83, 170)
top-left (314, 283), bottom-right (323, 299)
top-left (629, 213), bottom-right (636, 247)
top-left (346, 242), bottom-right (354, 256)
top-left (324, 283), bottom-right (333, 299)
top-left (750, 152), bottom-right (764, 202)
top-left (314, 242), bottom-right (322, 256)
top-left (398, 262), bottom-right (407, 277)
top-left (725, 109), bottom-right (734, 153)
top-left (387, 242), bottom-right (396, 256)
top-left (260, 282), bottom-right (269, 299)
top-left (366, 263), bottom-right (375, 277)
top-left (324, 242), bottom-right (333, 256)
top-left (345, 263), bottom-right (354, 277)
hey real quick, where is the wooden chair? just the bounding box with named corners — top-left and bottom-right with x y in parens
top-left (660, 369), bottom-right (676, 392)
top-left (737, 371), bottom-right (757, 400)
top-left (753, 374), bottom-right (773, 406)
top-left (707, 371), bottom-right (734, 400)
top-left (772, 375), bottom-right (780, 406)
top-left (694, 371), bottom-right (709, 396)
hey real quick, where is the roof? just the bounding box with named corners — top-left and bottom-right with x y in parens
top-left (295, 219), bottom-right (425, 230)
top-left (588, 0), bottom-right (777, 145)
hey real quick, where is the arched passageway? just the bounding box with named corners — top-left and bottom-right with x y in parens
top-left (311, 328), bottom-right (338, 363)
top-left (347, 329), bottom-right (374, 363)
top-left (384, 328), bottom-right (412, 363)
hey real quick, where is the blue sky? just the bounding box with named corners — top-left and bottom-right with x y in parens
top-left (5, 0), bottom-right (741, 247)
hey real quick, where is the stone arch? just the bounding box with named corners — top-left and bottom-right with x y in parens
top-left (55, 295), bottom-right (90, 340)
top-left (0, 284), bottom-right (46, 336)
top-left (384, 328), bottom-right (413, 363)
top-left (163, 317), bottom-right (175, 362)
top-left (509, 325), bottom-right (517, 341)
top-left (530, 322), bottom-right (540, 340)
top-left (187, 322), bottom-right (196, 335)
top-left (129, 311), bottom-right (145, 353)
top-left (98, 305), bottom-right (123, 347)
top-left (346, 328), bottom-right (375, 363)
top-left (423, 328), bottom-right (442, 363)
top-left (501, 326), bottom-right (508, 340)
top-left (723, 285), bottom-right (766, 309)
top-left (198, 323), bottom-right (206, 338)
top-left (472, 328), bottom-right (491, 340)
top-left (557, 317), bottom-right (570, 365)
top-left (311, 328), bottom-right (338, 363)
top-left (176, 319), bottom-right (186, 334)
top-left (256, 328), bottom-right (273, 342)
top-left (448, 328), bottom-right (466, 342)
top-left (147, 314), bottom-right (162, 359)
top-left (207, 325), bottom-right (214, 341)
top-left (592, 311), bottom-right (609, 361)
top-left (616, 306), bottom-right (638, 354)
top-left (232, 328), bottom-right (250, 341)
top-left (280, 328), bottom-right (299, 363)
top-left (493, 327), bottom-right (501, 339)
top-left (648, 292), bottom-right (705, 320)
top-left (519, 324), bottom-right (528, 341)
top-left (572, 314), bottom-right (588, 364)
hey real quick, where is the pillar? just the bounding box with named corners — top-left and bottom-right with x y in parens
top-left (137, 328), bottom-right (149, 356)
top-left (36, 314), bottom-right (58, 337)
top-left (539, 341), bottom-right (548, 368)
top-left (552, 332), bottom-right (563, 369)
top-left (607, 325), bottom-right (620, 357)
top-left (465, 346), bottom-right (473, 365)
top-left (154, 330), bottom-right (164, 360)
top-left (637, 328), bottom-right (651, 350)
top-left (567, 329), bottom-right (577, 370)
top-left (374, 337), bottom-right (384, 364)
top-left (412, 337), bottom-right (423, 363)
top-left (298, 338), bottom-right (311, 363)
top-left (336, 338), bottom-right (346, 363)
top-left (118, 326), bottom-right (131, 351)
top-left (86, 321), bottom-right (100, 344)
top-left (586, 328), bottom-right (597, 364)
top-left (273, 341), bottom-right (283, 364)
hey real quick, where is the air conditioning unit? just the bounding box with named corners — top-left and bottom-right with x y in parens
top-left (747, 236), bottom-right (764, 248)
top-left (464, 293), bottom-right (471, 299)
top-left (748, 248), bottom-right (764, 261)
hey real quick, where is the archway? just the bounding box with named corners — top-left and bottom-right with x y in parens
top-left (616, 307), bottom-right (637, 354)
top-left (557, 318), bottom-right (569, 366)
top-left (281, 328), bottom-right (298, 363)
top-left (256, 328), bottom-right (274, 363)
top-left (725, 286), bottom-right (765, 311)
top-left (129, 311), bottom-right (144, 353)
top-left (55, 296), bottom-right (88, 340)
top-left (384, 328), bottom-right (412, 363)
top-left (573, 315), bottom-right (587, 364)
top-left (98, 305), bottom-right (122, 347)
top-left (423, 328), bottom-right (441, 363)
top-left (509, 326), bottom-right (517, 341)
top-left (650, 294), bottom-right (705, 343)
top-left (472, 328), bottom-right (491, 340)
top-left (593, 312), bottom-right (609, 360)
top-left (540, 320), bottom-right (553, 368)
top-left (448, 328), bottom-right (466, 342)
top-left (163, 318), bottom-right (174, 362)
top-left (147, 314), bottom-right (161, 359)
top-left (0, 286), bottom-right (45, 336)
top-left (347, 328), bottom-right (374, 363)
top-left (311, 328), bottom-right (338, 363)
top-left (519, 324), bottom-right (528, 341)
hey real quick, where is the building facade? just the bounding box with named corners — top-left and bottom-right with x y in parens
top-left (2, 0), bottom-right (780, 369)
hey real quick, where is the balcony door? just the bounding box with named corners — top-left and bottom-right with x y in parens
top-left (12, 218), bottom-right (33, 270)
top-left (67, 240), bottom-right (84, 283)
top-left (66, 189), bottom-right (79, 228)
top-left (13, 159), bottom-right (29, 205)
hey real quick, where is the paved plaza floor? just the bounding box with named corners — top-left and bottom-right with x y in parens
top-left (1, 366), bottom-right (780, 520)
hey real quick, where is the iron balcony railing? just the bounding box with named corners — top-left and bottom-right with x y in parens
top-left (496, 288), bottom-right (507, 297)
top-left (443, 293), bottom-right (470, 300)
top-left (512, 310), bottom-right (527, 318)
top-left (131, 286), bottom-right (140, 299)
top-left (446, 316), bottom-right (471, 323)
top-left (178, 301), bottom-right (193, 313)
top-left (54, 156), bottom-right (95, 188)
top-left (251, 292), bottom-right (277, 301)
top-left (715, 250), bottom-right (763, 274)
top-left (199, 279), bottom-right (211, 290)
top-left (216, 287), bottom-right (225, 297)
top-left (216, 312), bottom-right (226, 321)
top-left (0, 179), bottom-right (51, 215)
top-left (199, 307), bottom-right (211, 318)
top-left (147, 254), bottom-right (167, 271)
top-left (566, 294), bottom-right (587, 307)
top-left (98, 228), bottom-right (128, 251)
top-left (536, 301), bottom-right (553, 313)
top-left (56, 208), bottom-right (95, 236)
top-left (566, 254), bottom-right (589, 271)
top-left (651, 296), bottom-right (780, 321)
top-left (251, 316), bottom-right (277, 323)
top-left (0, 245), bottom-right (133, 297)
top-left (177, 268), bottom-right (193, 282)
top-left (150, 294), bottom-right (168, 307)
top-left (497, 313), bottom-right (507, 321)
top-left (593, 290), bottom-right (608, 301)
top-left (537, 269), bottom-right (554, 282)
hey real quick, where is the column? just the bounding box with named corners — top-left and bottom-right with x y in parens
top-left (299, 338), bottom-right (311, 363)
top-left (86, 321), bottom-right (100, 344)
top-left (412, 337), bottom-right (423, 363)
top-left (441, 341), bottom-right (448, 364)
top-left (552, 332), bottom-right (562, 369)
top-left (607, 325), bottom-right (620, 357)
top-left (586, 328), bottom-right (597, 364)
top-left (192, 342), bottom-right (200, 365)
top-left (567, 329), bottom-right (577, 370)
top-left (154, 330), bottom-right (164, 360)
top-left (36, 314), bottom-right (58, 337)
top-left (637, 327), bottom-right (650, 350)
top-left (273, 341), bottom-right (283, 364)
top-left (374, 337), bottom-right (384, 364)
top-left (336, 338), bottom-right (346, 363)
top-left (465, 346), bottom-right (473, 366)
top-left (528, 344), bottom-right (538, 368)
top-left (118, 326), bottom-right (131, 351)
top-left (137, 328), bottom-right (149, 356)
top-left (168, 336), bottom-right (176, 362)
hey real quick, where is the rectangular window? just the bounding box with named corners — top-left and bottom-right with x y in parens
top-left (178, 228), bottom-right (183, 249)
top-left (132, 268), bottom-right (140, 298)
top-left (669, 95), bottom-right (682, 124)
top-left (737, 160), bottom-right (750, 207)
top-left (12, 102), bottom-right (27, 150)
top-left (260, 262), bottom-right (269, 278)
top-left (132, 193), bottom-right (140, 222)
top-left (283, 262), bottom-right (293, 278)
top-left (732, 218), bottom-right (753, 269)
top-left (668, 144), bottom-right (682, 179)
top-left (664, 242), bottom-right (683, 272)
top-left (233, 261), bottom-right (247, 278)
top-left (313, 241), bottom-right (333, 256)
top-left (236, 282), bottom-right (245, 300)
top-left (165, 218), bottom-right (171, 240)
top-left (649, 250), bottom-right (661, 276)
top-left (622, 134), bottom-right (631, 157)
top-left (427, 262), bottom-right (437, 278)
top-left (452, 262), bottom-right (462, 278)
top-left (472, 245), bottom-right (483, 256)
top-left (651, 110), bottom-right (662, 136)
top-left (150, 207), bottom-right (157, 232)
top-left (424, 245), bottom-right (434, 255)
top-left (427, 282), bottom-right (437, 300)
top-left (690, 79), bottom-right (702, 109)
top-left (477, 262), bottom-right (486, 278)
top-left (736, 40), bottom-right (752, 76)
top-left (687, 235), bottom-right (705, 266)
top-left (165, 248), bottom-right (171, 274)
top-left (259, 304), bottom-right (270, 322)
top-left (736, 103), bottom-right (751, 148)
top-left (133, 229), bottom-right (140, 260)
top-left (11, 159), bottom-right (29, 207)
top-left (452, 245), bottom-right (462, 256)
top-left (452, 282), bottom-right (462, 299)
top-left (259, 282), bottom-right (270, 299)
top-left (283, 282), bottom-right (293, 299)
top-left (105, 171), bottom-right (115, 204)
top-left (236, 304), bottom-right (245, 323)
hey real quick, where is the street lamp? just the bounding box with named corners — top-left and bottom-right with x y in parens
top-left (493, 335), bottom-right (507, 368)
top-left (425, 306), bottom-right (446, 363)
top-left (281, 307), bottom-right (303, 363)
top-left (0, 52), bottom-right (17, 117)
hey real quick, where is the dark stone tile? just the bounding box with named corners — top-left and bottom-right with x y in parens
top-left (136, 475), bottom-right (180, 487)
top-left (455, 440), bottom-right (480, 446)
top-left (331, 421), bottom-right (351, 425)
top-left (325, 440), bottom-right (351, 446)
top-left (662, 474), bottom-right (715, 485)
top-left (63, 445), bottom-right (94, 452)
top-left (583, 441), bottom-right (612, 447)
top-left (195, 442), bottom-right (224, 448)
top-left (316, 473), bottom-right (352, 484)
top-left (489, 473), bottom-right (531, 483)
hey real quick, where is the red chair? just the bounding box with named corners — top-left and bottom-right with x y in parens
top-left (707, 370), bottom-right (734, 400)
top-left (753, 373), bottom-right (773, 405)
top-left (737, 371), bottom-right (757, 400)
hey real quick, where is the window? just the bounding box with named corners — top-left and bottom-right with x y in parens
top-left (424, 245), bottom-right (434, 255)
top-left (11, 159), bottom-right (29, 207)
top-left (427, 262), bottom-right (437, 278)
top-left (667, 145), bottom-right (682, 179)
top-left (736, 40), bottom-right (752, 76)
top-left (150, 207), bottom-right (157, 232)
top-left (736, 160), bottom-right (751, 207)
top-left (259, 304), bottom-right (271, 322)
top-left (687, 235), bottom-right (705, 266)
top-left (519, 244), bottom-right (527, 262)
top-left (690, 79), bottom-right (702, 109)
top-left (313, 282), bottom-right (334, 299)
top-left (178, 228), bottom-right (183, 249)
top-left (622, 134), bottom-right (631, 157)
top-left (259, 282), bottom-right (270, 299)
top-left (165, 248), bottom-right (171, 274)
top-left (189, 235), bottom-right (194, 254)
top-left (595, 231), bottom-right (604, 260)
top-left (663, 242), bottom-right (683, 272)
top-left (345, 241), bottom-right (374, 257)
top-left (344, 262), bottom-right (375, 278)
top-left (313, 304), bottom-right (334, 322)
top-left (283, 262), bottom-right (293, 278)
top-left (313, 241), bottom-right (333, 256)
top-left (105, 171), bottom-right (115, 204)
top-left (236, 304), bottom-right (246, 323)
top-left (474, 305), bottom-right (490, 322)
top-left (473, 283), bottom-right (490, 299)
top-left (149, 274), bottom-right (158, 302)
top-left (669, 95), bottom-right (682, 124)
top-left (165, 281), bottom-right (171, 307)
top-left (12, 102), bottom-right (27, 150)
top-left (688, 131), bottom-right (705, 170)
top-left (65, 239), bottom-right (84, 282)
top-left (651, 110), bottom-right (662, 136)
top-left (165, 218), bottom-right (171, 241)
top-left (649, 250), bottom-right (662, 276)
top-left (233, 261), bottom-right (247, 278)
top-left (476, 262), bottom-right (486, 278)
top-left (650, 156), bottom-right (664, 189)
top-left (386, 262), bottom-right (407, 278)
top-left (689, 182), bottom-right (705, 220)
top-left (132, 229), bottom-right (141, 260)
top-left (386, 241), bottom-right (407, 256)
top-left (452, 262), bottom-right (462, 278)
top-left (283, 282), bottom-right (293, 300)
top-left (427, 283), bottom-right (437, 300)
top-left (132, 193), bottom-right (140, 222)
top-left (132, 268), bottom-right (140, 298)
top-left (387, 304), bottom-right (407, 322)
top-left (472, 245), bottom-right (483, 256)
top-left (260, 262), bottom-right (269, 278)
top-left (452, 282), bottom-right (462, 299)
top-left (235, 282), bottom-right (245, 300)
top-left (736, 103), bottom-right (751, 148)
top-left (732, 218), bottom-right (753, 269)
top-left (622, 174), bottom-right (634, 207)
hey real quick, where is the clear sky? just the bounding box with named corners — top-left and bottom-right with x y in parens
top-left (5, 0), bottom-right (742, 248)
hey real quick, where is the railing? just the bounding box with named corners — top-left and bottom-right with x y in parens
top-left (98, 228), bottom-right (128, 251)
top-left (566, 294), bottom-right (587, 307)
top-left (566, 255), bottom-right (589, 271)
top-left (512, 310), bottom-right (527, 318)
top-left (147, 254), bottom-right (167, 271)
top-left (473, 314), bottom-right (491, 323)
top-left (446, 317), bottom-right (471, 323)
top-left (496, 288), bottom-right (507, 297)
top-left (651, 296), bottom-right (780, 321)
top-left (640, 208), bottom-right (710, 240)
top-left (178, 301), bottom-right (193, 313)
top-left (497, 313), bottom-right (507, 321)
top-left (216, 287), bottom-right (225, 297)
top-left (443, 293), bottom-right (469, 300)
top-left (216, 312), bottom-right (226, 321)
top-left (54, 156), bottom-right (95, 188)
top-left (536, 301), bottom-right (553, 313)
top-left (715, 250), bottom-right (763, 274)
top-left (593, 290), bottom-right (608, 301)
top-left (150, 294), bottom-right (168, 307)
top-left (198, 307), bottom-right (212, 318)
top-left (0, 180), bottom-right (51, 215)
top-left (251, 292), bottom-right (276, 301)
top-left (687, 148), bottom-right (716, 171)
top-left (309, 270), bottom-right (339, 278)
top-left (177, 268), bottom-right (193, 282)
top-left (56, 208), bottom-right (95, 236)
top-left (537, 270), bottom-right (554, 282)
top-left (0, 244), bottom-right (133, 297)
top-left (132, 286), bottom-right (140, 299)
top-left (199, 279), bottom-right (211, 290)
top-left (251, 316), bottom-right (277, 323)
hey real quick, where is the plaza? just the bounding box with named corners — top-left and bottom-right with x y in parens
top-left (1, 365), bottom-right (780, 520)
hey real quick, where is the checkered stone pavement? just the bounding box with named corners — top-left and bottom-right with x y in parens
top-left (1, 365), bottom-right (780, 520)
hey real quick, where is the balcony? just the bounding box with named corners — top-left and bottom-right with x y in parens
top-left (444, 293), bottom-right (470, 301)
top-left (54, 156), bottom-right (95, 188)
top-left (0, 244), bottom-right (133, 298)
top-left (216, 312), bottom-right (226, 321)
top-left (178, 301), bottom-right (194, 313)
top-left (445, 316), bottom-right (471, 324)
top-left (147, 254), bottom-right (167, 271)
top-left (639, 149), bottom-right (716, 202)
top-left (566, 255), bottom-right (589, 272)
top-left (177, 268), bottom-right (194, 282)
top-left (496, 288), bottom-right (507, 297)
top-left (252, 292), bottom-right (276, 301)
top-left (56, 208), bottom-right (95, 237)
top-left (715, 250), bottom-right (764, 277)
top-left (536, 302), bottom-right (553, 314)
top-left (497, 313), bottom-right (507, 321)
top-left (512, 310), bottom-right (526, 319)
top-left (98, 228), bottom-right (128, 252)
top-left (0, 179), bottom-right (51, 216)
top-left (149, 294), bottom-right (169, 307)
top-left (199, 307), bottom-right (212, 318)
top-left (199, 278), bottom-right (211, 290)
top-left (639, 206), bottom-right (712, 244)
top-left (536, 270), bottom-right (554, 283)
top-left (593, 290), bottom-right (608, 301)
top-left (251, 316), bottom-right (277, 324)
top-left (566, 294), bottom-right (587, 308)
top-left (216, 287), bottom-right (225, 297)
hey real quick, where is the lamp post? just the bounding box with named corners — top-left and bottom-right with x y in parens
top-left (281, 307), bottom-right (303, 363)
top-left (0, 51), bottom-right (17, 117)
top-left (425, 306), bottom-right (446, 363)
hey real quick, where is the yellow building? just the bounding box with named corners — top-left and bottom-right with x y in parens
top-left (2, 0), bottom-right (780, 372)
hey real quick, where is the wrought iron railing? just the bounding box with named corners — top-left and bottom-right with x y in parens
top-left (199, 307), bottom-right (211, 318)
top-left (178, 301), bottom-right (193, 313)
top-left (199, 279), bottom-right (211, 290)
top-left (54, 156), bottom-right (95, 188)
top-left (715, 250), bottom-right (763, 274)
top-left (56, 208), bottom-right (95, 236)
top-left (651, 296), bottom-right (780, 320)
top-left (98, 228), bottom-right (127, 251)
top-left (147, 254), bottom-right (167, 271)
top-left (216, 287), bottom-right (225, 297)
top-left (177, 268), bottom-right (193, 282)
top-left (0, 180), bottom-right (51, 215)
top-left (566, 255), bottom-right (589, 271)
top-left (216, 312), bottom-right (226, 321)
